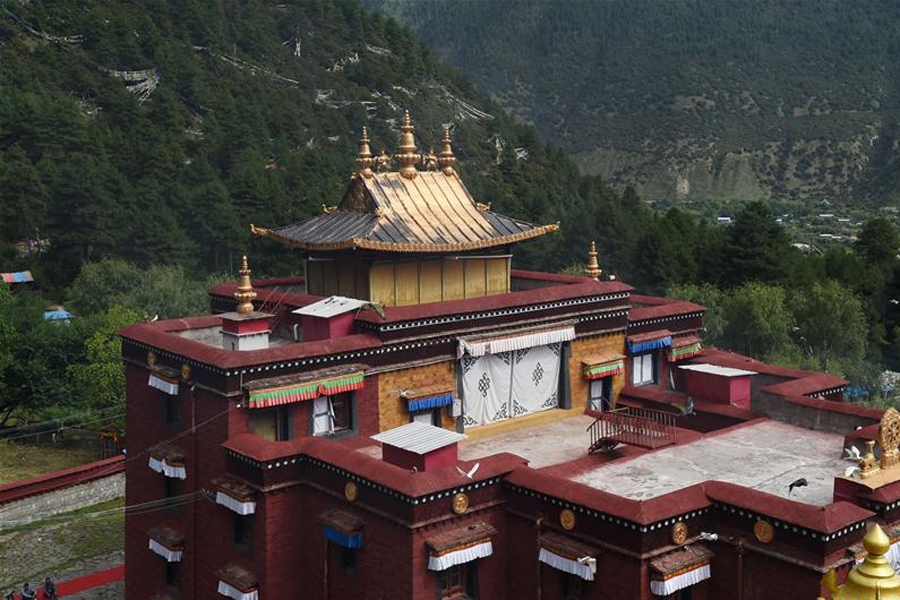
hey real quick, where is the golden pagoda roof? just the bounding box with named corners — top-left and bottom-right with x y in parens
top-left (251, 170), bottom-right (559, 253)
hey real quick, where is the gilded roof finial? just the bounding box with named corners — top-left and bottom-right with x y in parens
top-left (585, 241), bottom-right (602, 281)
top-left (439, 126), bottom-right (457, 176)
top-left (235, 255), bottom-right (257, 315)
top-left (356, 126), bottom-right (374, 179)
top-left (423, 148), bottom-right (438, 171)
top-left (375, 148), bottom-right (392, 172)
top-left (396, 110), bottom-right (421, 179)
top-left (822, 524), bottom-right (900, 600)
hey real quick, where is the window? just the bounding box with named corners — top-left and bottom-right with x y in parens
top-left (312, 393), bottom-right (354, 436)
top-left (561, 571), bottom-right (589, 600)
top-left (253, 406), bottom-right (291, 441)
top-left (665, 589), bottom-right (693, 600)
top-left (341, 547), bottom-right (357, 576)
top-left (412, 409), bottom-right (441, 426)
top-left (588, 378), bottom-right (613, 412)
top-left (165, 477), bottom-right (181, 516)
top-left (632, 353), bottom-right (656, 386)
top-left (438, 564), bottom-right (477, 600)
top-left (165, 561), bottom-right (180, 596)
top-left (164, 395), bottom-right (180, 429)
top-left (234, 513), bottom-right (253, 552)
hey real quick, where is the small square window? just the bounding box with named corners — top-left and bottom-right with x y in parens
top-left (234, 513), bottom-right (253, 551)
top-left (164, 396), bottom-right (180, 428)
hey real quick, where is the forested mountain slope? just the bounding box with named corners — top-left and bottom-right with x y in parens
top-left (370, 0), bottom-right (900, 204)
top-left (0, 0), bottom-right (641, 291)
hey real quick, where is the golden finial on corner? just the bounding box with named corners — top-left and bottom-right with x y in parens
top-left (356, 126), bottom-right (374, 179)
top-left (585, 241), bottom-right (602, 281)
top-left (374, 148), bottom-right (392, 172)
top-left (423, 147), bottom-right (438, 171)
top-left (396, 109), bottom-right (421, 179)
top-left (439, 126), bottom-right (457, 176)
top-left (826, 524), bottom-right (900, 600)
top-left (234, 255), bottom-right (257, 315)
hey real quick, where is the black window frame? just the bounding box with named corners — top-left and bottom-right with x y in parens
top-left (233, 513), bottom-right (254, 554)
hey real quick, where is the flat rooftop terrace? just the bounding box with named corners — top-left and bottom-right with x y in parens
top-left (459, 416), bottom-right (846, 506)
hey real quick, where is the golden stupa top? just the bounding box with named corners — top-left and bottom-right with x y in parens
top-left (251, 113), bottom-right (559, 253)
top-left (821, 524), bottom-right (900, 600)
top-left (234, 255), bottom-right (257, 315)
top-left (585, 241), bottom-right (602, 281)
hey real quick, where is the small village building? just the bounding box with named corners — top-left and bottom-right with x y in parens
top-left (122, 115), bottom-right (897, 600)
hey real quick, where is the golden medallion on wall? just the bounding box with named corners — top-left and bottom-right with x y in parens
top-left (452, 493), bottom-right (469, 515)
top-left (671, 521), bottom-right (688, 545)
top-left (181, 364), bottom-right (192, 381)
top-left (754, 519), bottom-right (775, 544)
top-left (147, 350), bottom-right (157, 365)
top-left (344, 481), bottom-right (358, 502)
top-left (560, 508), bottom-right (576, 531)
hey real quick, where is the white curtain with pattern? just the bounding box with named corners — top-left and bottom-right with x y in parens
top-left (461, 343), bottom-right (561, 427)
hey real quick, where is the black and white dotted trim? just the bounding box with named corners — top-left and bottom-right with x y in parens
top-left (507, 482), bottom-right (710, 532)
top-left (629, 312), bottom-right (704, 327)
top-left (359, 293), bottom-right (631, 333)
top-left (712, 501), bottom-right (867, 541)
top-left (809, 387), bottom-right (845, 398)
top-left (224, 449), bottom-right (503, 505)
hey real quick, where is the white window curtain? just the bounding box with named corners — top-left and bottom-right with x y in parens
top-left (538, 547), bottom-right (595, 581)
top-left (313, 396), bottom-right (334, 436)
top-left (217, 581), bottom-right (259, 600)
top-left (427, 541), bottom-right (493, 571)
top-left (148, 538), bottom-right (182, 562)
top-left (650, 564), bottom-right (711, 596)
top-left (216, 491), bottom-right (256, 515)
top-left (460, 343), bottom-right (562, 427)
top-left (148, 374), bottom-right (178, 395)
top-left (632, 354), bottom-right (655, 386)
top-left (589, 379), bottom-right (607, 412)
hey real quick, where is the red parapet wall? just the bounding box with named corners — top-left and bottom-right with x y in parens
top-left (0, 454), bottom-right (125, 505)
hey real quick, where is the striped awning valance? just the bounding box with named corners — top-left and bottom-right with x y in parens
top-left (582, 354), bottom-right (625, 380)
top-left (538, 532), bottom-right (599, 581)
top-left (627, 330), bottom-right (672, 355)
top-left (320, 509), bottom-right (363, 548)
top-left (669, 335), bottom-right (703, 362)
top-left (457, 325), bottom-right (575, 358)
top-left (401, 385), bottom-right (455, 412)
top-left (245, 365), bottom-right (366, 409)
top-left (650, 545), bottom-right (713, 596)
top-left (426, 522), bottom-right (496, 571)
top-left (148, 367), bottom-right (180, 395)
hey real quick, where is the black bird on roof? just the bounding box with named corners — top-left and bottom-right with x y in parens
top-left (788, 478), bottom-right (808, 496)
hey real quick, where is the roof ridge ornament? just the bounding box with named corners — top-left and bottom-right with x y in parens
top-left (396, 109), bottom-right (421, 179)
top-left (375, 148), bottom-right (393, 172)
top-left (356, 126), bottom-right (374, 179)
top-left (585, 241), bottom-right (602, 281)
top-left (439, 126), bottom-right (457, 176)
top-left (820, 523), bottom-right (900, 599)
top-left (234, 255), bottom-right (257, 315)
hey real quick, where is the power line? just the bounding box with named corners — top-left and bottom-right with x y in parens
top-left (0, 403), bottom-right (124, 437)
top-left (0, 412), bottom-right (125, 444)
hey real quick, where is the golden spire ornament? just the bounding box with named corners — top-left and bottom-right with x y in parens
top-left (355, 126), bottom-right (374, 179)
top-left (585, 241), bottom-right (602, 281)
top-left (234, 255), bottom-right (257, 315)
top-left (821, 524), bottom-right (900, 600)
top-left (396, 110), bottom-right (421, 179)
top-left (439, 126), bottom-right (457, 176)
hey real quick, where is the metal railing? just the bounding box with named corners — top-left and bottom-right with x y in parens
top-left (587, 406), bottom-right (676, 452)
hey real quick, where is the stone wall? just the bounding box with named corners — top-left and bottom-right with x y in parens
top-left (754, 391), bottom-right (880, 435)
top-left (0, 471), bottom-right (124, 527)
top-left (568, 332), bottom-right (626, 411)
top-left (377, 360), bottom-right (457, 432)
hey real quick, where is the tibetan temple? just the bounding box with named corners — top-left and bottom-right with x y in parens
top-left (122, 114), bottom-right (900, 600)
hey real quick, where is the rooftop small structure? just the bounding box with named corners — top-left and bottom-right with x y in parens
top-left (372, 421), bottom-right (466, 472)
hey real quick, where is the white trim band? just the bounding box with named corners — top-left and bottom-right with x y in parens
top-left (148, 538), bottom-right (182, 562)
top-left (216, 491), bottom-right (256, 515)
top-left (428, 541), bottom-right (493, 571)
top-left (538, 547), bottom-right (595, 581)
top-left (650, 563), bottom-right (711, 596)
top-left (148, 456), bottom-right (187, 479)
top-left (217, 581), bottom-right (259, 600)
top-left (148, 374), bottom-right (179, 395)
top-left (458, 326), bottom-right (575, 358)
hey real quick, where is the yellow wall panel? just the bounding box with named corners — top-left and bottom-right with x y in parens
top-left (568, 333), bottom-right (627, 412)
top-left (306, 261), bottom-right (324, 296)
top-left (337, 260), bottom-right (357, 298)
top-left (464, 258), bottom-right (487, 298)
top-left (396, 261), bottom-right (420, 306)
top-left (442, 259), bottom-right (465, 300)
top-left (355, 263), bottom-right (370, 301)
top-left (377, 361), bottom-right (457, 432)
top-left (322, 261), bottom-right (339, 296)
top-left (486, 257), bottom-right (510, 295)
top-left (370, 262), bottom-right (396, 306)
top-left (419, 260), bottom-right (443, 304)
